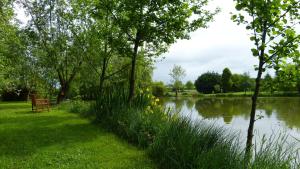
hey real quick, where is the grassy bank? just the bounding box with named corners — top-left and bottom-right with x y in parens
top-left (80, 88), bottom-right (299, 169)
top-left (0, 102), bottom-right (156, 169)
top-left (166, 90), bottom-right (300, 98)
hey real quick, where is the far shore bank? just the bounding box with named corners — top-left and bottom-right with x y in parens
top-left (164, 90), bottom-right (300, 98)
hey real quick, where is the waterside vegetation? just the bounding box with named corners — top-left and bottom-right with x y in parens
top-left (69, 88), bottom-right (300, 169)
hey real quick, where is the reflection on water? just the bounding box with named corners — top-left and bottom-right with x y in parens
top-left (160, 97), bottom-right (300, 144)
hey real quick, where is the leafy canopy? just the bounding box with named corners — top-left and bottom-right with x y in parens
top-left (110, 0), bottom-right (219, 56)
top-left (232, 0), bottom-right (299, 70)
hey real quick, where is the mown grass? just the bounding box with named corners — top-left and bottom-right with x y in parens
top-left (0, 102), bottom-right (156, 169)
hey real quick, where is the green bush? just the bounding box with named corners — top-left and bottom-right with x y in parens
top-left (69, 100), bottom-right (91, 114)
top-left (195, 72), bottom-right (221, 94)
top-left (60, 100), bottom-right (94, 118)
top-left (151, 82), bottom-right (167, 97)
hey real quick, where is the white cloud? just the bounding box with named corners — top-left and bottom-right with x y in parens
top-left (153, 0), bottom-right (260, 83)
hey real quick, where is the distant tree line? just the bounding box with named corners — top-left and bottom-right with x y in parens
top-left (194, 67), bottom-right (300, 94)
top-left (151, 65), bottom-right (300, 96)
top-left (194, 68), bottom-right (255, 94)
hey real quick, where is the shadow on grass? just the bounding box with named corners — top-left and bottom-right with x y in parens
top-left (0, 114), bottom-right (99, 157)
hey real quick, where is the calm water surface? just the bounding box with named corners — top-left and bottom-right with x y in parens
top-left (160, 97), bottom-right (300, 146)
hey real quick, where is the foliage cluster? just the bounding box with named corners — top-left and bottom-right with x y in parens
top-left (194, 67), bottom-right (300, 95)
top-left (169, 65), bottom-right (187, 97)
top-left (195, 72), bottom-right (222, 94)
top-left (91, 85), bottom-right (168, 148)
top-left (1, 0), bottom-right (217, 103)
top-left (151, 81), bottom-right (167, 97)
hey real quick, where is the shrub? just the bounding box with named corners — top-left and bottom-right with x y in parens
top-left (69, 100), bottom-right (91, 115)
top-left (1, 87), bottom-right (29, 101)
top-left (195, 72), bottom-right (221, 94)
top-left (185, 80), bottom-right (194, 90)
top-left (151, 82), bottom-right (167, 97)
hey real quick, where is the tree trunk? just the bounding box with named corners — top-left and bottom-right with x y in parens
top-left (99, 39), bottom-right (109, 93)
top-left (56, 83), bottom-right (69, 104)
top-left (297, 81), bottom-right (300, 94)
top-left (175, 89), bottom-right (178, 97)
top-left (245, 23), bottom-right (267, 159)
top-left (245, 61), bottom-right (263, 155)
top-left (297, 65), bottom-right (300, 94)
top-left (128, 32), bottom-right (141, 102)
top-left (99, 9), bottom-right (109, 94)
top-left (99, 57), bottom-right (108, 93)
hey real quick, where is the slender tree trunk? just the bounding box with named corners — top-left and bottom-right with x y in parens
top-left (99, 38), bottom-right (109, 93)
top-left (297, 65), bottom-right (300, 94)
top-left (175, 89), bottom-right (178, 97)
top-left (245, 61), bottom-right (263, 154)
top-left (245, 25), bottom-right (267, 157)
top-left (128, 32), bottom-right (141, 102)
top-left (99, 9), bottom-right (110, 94)
top-left (99, 57), bottom-right (108, 93)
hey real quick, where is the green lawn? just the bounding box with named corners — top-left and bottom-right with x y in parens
top-left (0, 102), bottom-right (156, 169)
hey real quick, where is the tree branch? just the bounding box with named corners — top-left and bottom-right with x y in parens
top-left (250, 0), bottom-right (260, 51)
top-left (104, 63), bottom-right (131, 80)
top-left (266, 0), bottom-right (300, 30)
top-left (265, 22), bottom-right (300, 45)
top-left (263, 35), bottom-right (300, 64)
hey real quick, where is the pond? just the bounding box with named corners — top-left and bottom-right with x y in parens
top-left (160, 97), bottom-right (300, 147)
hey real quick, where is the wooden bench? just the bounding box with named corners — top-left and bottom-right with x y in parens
top-left (31, 94), bottom-right (50, 112)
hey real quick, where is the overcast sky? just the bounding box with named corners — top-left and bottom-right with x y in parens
top-left (153, 0), bottom-right (259, 84)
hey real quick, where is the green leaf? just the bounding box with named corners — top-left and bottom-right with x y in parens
top-left (251, 48), bottom-right (259, 56)
top-left (282, 19), bottom-right (287, 24)
top-left (235, 4), bottom-right (243, 10)
top-left (231, 15), bottom-right (237, 20)
top-left (269, 50), bottom-right (275, 54)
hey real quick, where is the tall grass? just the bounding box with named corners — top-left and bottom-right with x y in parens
top-left (149, 117), bottom-right (244, 169)
top-left (68, 86), bottom-right (299, 169)
top-left (149, 116), bottom-right (299, 169)
top-left (91, 85), bottom-right (168, 148)
top-left (250, 134), bottom-right (300, 169)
